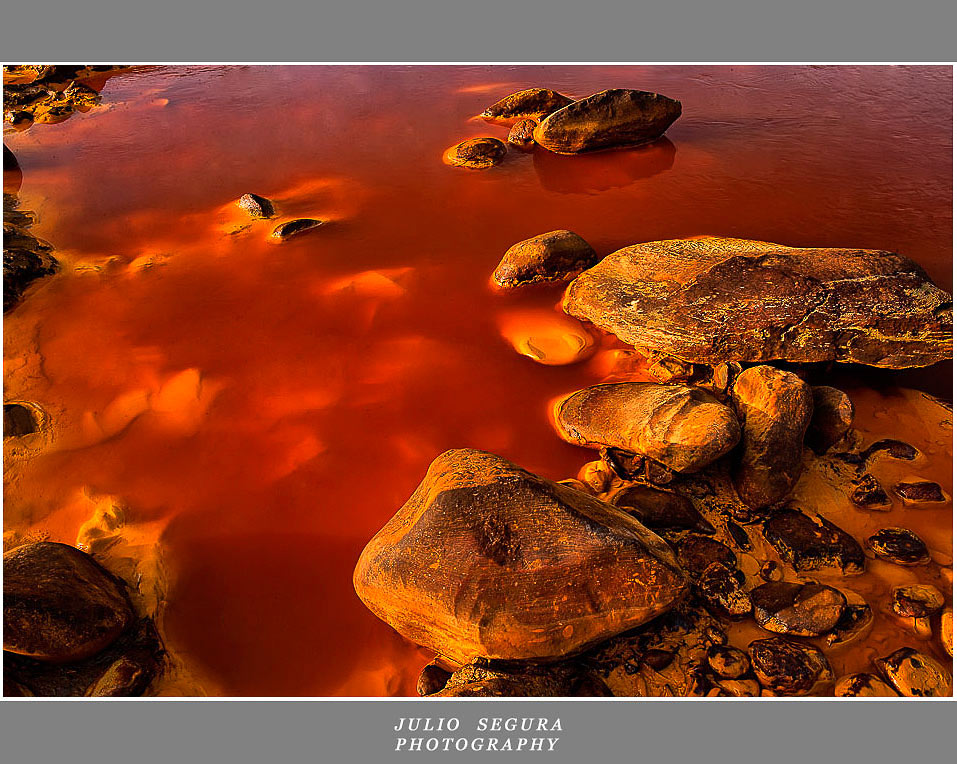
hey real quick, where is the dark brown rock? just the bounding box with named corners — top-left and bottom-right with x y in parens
top-left (862, 439), bottom-right (919, 462)
top-left (866, 527), bottom-right (930, 566)
top-left (707, 645), bottom-right (750, 679)
top-left (608, 484), bottom-right (713, 532)
top-left (533, 89), bottom-right (681, 154)
top-left (416, 661), bottom-right (453, 696)
top-left (763, 508), bottom-right (865, 575)
top-left (353, 449), bottom-right (687, 664)
top-left (4, 402), bottom-right (38, 437)
top-left (725, 520), bottom-right (752, 550)
top-left (807, 386), bottom-right (854, 453)
top-left (270, 218), bottom-right (324, 240)
top-left (823, 603), bottom-right (873, 647)
top-left (492, 229), bottom-right (598, 290)
top-left (443, 137), bottom-right (508, 169)
top-left (891, 585), bottom-right (944, 618)
top-left (552, 382), bottom-right (740, 473)
top-left (834, 673), bottom-right (898, 697)
top-left (698, 562), bottom-right (752, 620)
top-left (749, 637), bottom-right (834, 696)
top-left (562, 237), bottom-right (953, 368)
top-left (507, 118), bottom-right (538, 151)
top-left (85, 655), bottom-right (157, 697)
top-left (4, 241), bottom-right (59, 312)
top-left (874, 647), bottom-right (952, 697)
top-left (4, 542), bottom-right (134, 662)
top-left (675, 535), bottom-right (737, 576)
top-left (237, 193), bottom-right (274, 218)
top-left (850, 473), bottom-right (892, 510)
top-left (731, 365), bottom-right (813, 509)
top-left (751, 581), bottom-right (847, 636)
top-left (894, 480), bottom-right (947, 505)
top-left (480, 88), bottom-right (573, 126)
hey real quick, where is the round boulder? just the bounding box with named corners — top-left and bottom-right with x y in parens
top-left (443, 137), bottom-right (508, 169)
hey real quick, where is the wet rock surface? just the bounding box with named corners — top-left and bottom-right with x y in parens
top-left (562, 237), bottom-right (953, 368)
top-left (891, 585), bottom-right (945, 618)
top-left (4, 192), bottom-right (59, 313)
top-left (4, 402), bottom-right (39, 437)
top-left (237, 193), bottom-right (274, 218)
top-left (875, 647), bottom-right (952, 697)
top-left (553, 382), bottom-right (740, 473)
top-left (353, 449), bottom-right (687, 664)
top-left (807, 386), bottom-right (854, 453)
top-left (894, 480), bottom-right (947, 505)
top-left (706, 645), bottom-right (750, 679)
top-left (480, 88), bottom-right (573, 126)
top-left (533, 89), bottom-right (682, 154)
top-left (507, 118), bottom-right (538, 151)
top-left (863, 439), bottom-right (919, 462)
top-left (823, 603), bottom-right (873, 647)
top-left (748, 637), bottom-right (834, 695)
top-left (751, 581), bottom-right (847, 636)
top-left (492, 230), bottom-right (597, 289)
top-left (763, 508), bottom-right (865, 575)
top-left (834, 673), bottom-right (898, 697)
top-left (270, 218), bottom-right (324, 240)
top-left (444, 137), bottom-right (508, 169)
top-left (731, 365), bottom-right (813, 508)
top-left (850, 473), bottom-right (892, 510)
top-left (608, 484), bottom-right (712, 532)
top-left (866, 527), bottom-right (930, 566)
top-left (3, 542), bottom-right (134, 662)
top-left (3, 66), bottom-right (121, 130)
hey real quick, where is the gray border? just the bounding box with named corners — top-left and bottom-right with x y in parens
top-left (0, 0), bottom-right (955, 61)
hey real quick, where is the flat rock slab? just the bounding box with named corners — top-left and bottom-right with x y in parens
top-left (353, 449), bottom-right (687, 664)
top-left (552, 382), bottom-right (740, 473)
top-left (562, 237), bottom-right (953, 368)
top-left (751, 581), bottom-right (847, 636)
top-left (533, 89), bottom-right (681, 154)
top-left (762, 508), bottom-right (865, 575)
top-left (4, 542), bottom-right (134, 662)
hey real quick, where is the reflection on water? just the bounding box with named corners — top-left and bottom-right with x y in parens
top-left (3, 65), bottom-right (952, 696)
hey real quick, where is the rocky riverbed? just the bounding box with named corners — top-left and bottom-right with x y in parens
top-left (3, 66), bottom-right (953, 697)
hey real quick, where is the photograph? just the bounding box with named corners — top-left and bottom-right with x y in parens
top-left (2, 63), bottom-right (953, 700)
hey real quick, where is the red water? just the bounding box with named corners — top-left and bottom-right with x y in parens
top-left (3, 65), bottom-right (952, 696)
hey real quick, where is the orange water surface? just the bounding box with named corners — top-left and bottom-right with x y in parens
top-left (3, 65), bottom-right (953, 696)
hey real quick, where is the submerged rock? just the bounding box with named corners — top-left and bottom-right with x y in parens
top-left (270, 218), bottom-right (324, 240)
top-left (236, 193), bottom-right (274, 218)
top-left (751, 581), bottom-right (847, 637)
top-left (731, 365), bottom-right (813, 509)
top-left (835, 673), bottom-right (898, 697)
top-left (894, 480), bottom-right (947, 505)
top-left (748, 637), bottom-right (834, 696)
top-left (763, 508), bottom-right (865, 575)
top-left (850, 473), bottom-right (892, 511)
top-left (533, 89), bottom-right (681, 154)
top-left (562, 237), bottom-right (953, 368)
top-left (480, 87), bottom-right (573, 126)
top-left (552, 382), bottom-right (740, 473)
top-left (443, 137), bottom-right (508, 169)
top-left (866, 527), bottom-right (930, 566)
top-left (492, 230), bottom-right (598, 290)
top-left (874, 647), bottom-right (952, 697)
top-left (353, 449), bottom-right (687, 664)
top-left (507, 118), bottom-right (538, 151)
top-left (807, 386), bottom-right (854, 453)
top-left (707, 645), bottom-right (750, 679)
top-left (863, 439), bottom-right (919, 462)
top-left (823, 603), bottom-right (873, 648)
top-left (3, 542), bottom-right (134, 662)
top-left (891, 585), bottom-right (944, 618)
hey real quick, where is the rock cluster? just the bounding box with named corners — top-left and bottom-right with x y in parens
top-left (4, 160), bottom-right (59, 312)
top-left (3, 66), bottom-right (122, 129)
top-left (445, 86), bottom-right (682, 170)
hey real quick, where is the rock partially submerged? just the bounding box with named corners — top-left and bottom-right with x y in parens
top-left (762, 508), bottom-right (865, 575)
top-left (874, 647), bottom-right (952, 697)
top-left (562, 237), bottom-right (953, 368)
top-left (507, 119), bottom-right (538, 151)
top-left (835, 673), bottom-right (898, 697)
top-left (731, 365), bottom-right (813, 509)
top-left (533, 89), bottom-right (681, 154)
top-left (480, 88), bottom-right (573, 126)
top-left (353, 449), bottom-right (686, 664)
top-left (748, 637), bottom-right (834, 695)
top-left (492, 230), bottom-right (598, 290)
top-left (236, 193), bottom-right (274, 218)
top-left (3, 542), bottom-right (134, 662)
top-left (552, 382), bottom-right (740, 473)
top-left (866, 527), bottom-right (930, 566)
top-left (270, 218), bottom-right (324, 241)
top-left (751, 581), bottom-right (847, 637)
top-left (444, 137), bottom-right (508, 169)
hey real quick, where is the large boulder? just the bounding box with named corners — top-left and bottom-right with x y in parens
top-left (353, 449), bottom-right (686, 664)
top-left (480, 87), bottom-right (574, 126)
top-left (552, 382), bottom-right (740, 473)
top-left (731, 365), bottom-right (813, 508)
top-left (533, 89), bottom-right (681, 154)
top-left (492, 229), bottom-right (598, 289)
top-left (562, 237), bottom-right (953, 368)
top-left (3, 542), bottom-right (134, 662)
